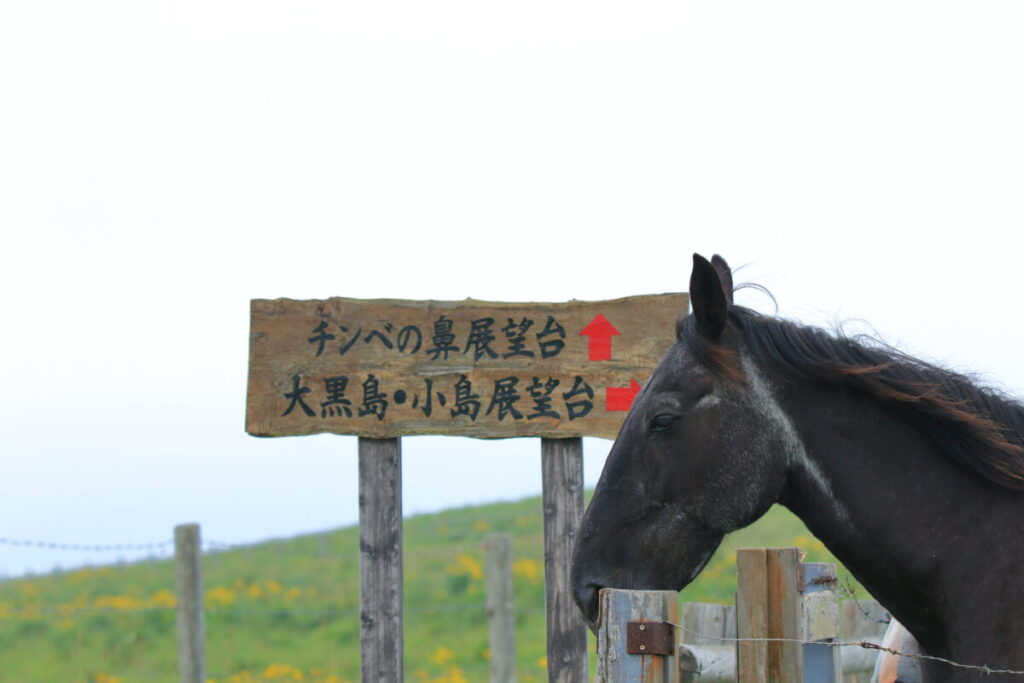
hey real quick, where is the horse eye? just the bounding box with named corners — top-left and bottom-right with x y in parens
top-left (650, 414), bottom-right (678, 432)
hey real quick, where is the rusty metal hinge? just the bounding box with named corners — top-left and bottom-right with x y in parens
top-left (626, 621), bottom-right (674, 656)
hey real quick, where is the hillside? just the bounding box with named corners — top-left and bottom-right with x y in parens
top-left (0, 497), bottom-right (862, 682)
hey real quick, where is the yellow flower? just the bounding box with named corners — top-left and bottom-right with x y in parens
top-left (429, 646), bottom-right (456, 666)
top-left (472, 519), bottom-right (491, 532)
top-left (262, 663), bottom-right (304, 679)
top-left (450, 554), bottom-right (483, 580)
top-left (149, 589), bottom-right (177, 608)
top-left (205, 587), bottom-right (237, 606)
top-left (512, 558), bottom-right (542, 584)
top-left (437, 667), bottom-right (467, 683)
top-left (791, 534), bottom-right (815, 548)
top-left (68, 568), bottom-right (94, 585)
top-left (93, 595), bottom-right (144, 611)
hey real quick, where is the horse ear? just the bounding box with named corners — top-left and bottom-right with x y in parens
top-left (710, 254), bottom-right (734, 304)
top-left (690, 253), bottom-right (729, 340)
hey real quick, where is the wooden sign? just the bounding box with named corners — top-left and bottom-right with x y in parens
top-left (246, 293), bottom-right (687, 440)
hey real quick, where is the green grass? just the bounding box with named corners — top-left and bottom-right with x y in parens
top-left (0, 498), bottom-right (863, 682)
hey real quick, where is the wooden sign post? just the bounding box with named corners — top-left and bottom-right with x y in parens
top-left (246, 293), bottom-right (686, 681)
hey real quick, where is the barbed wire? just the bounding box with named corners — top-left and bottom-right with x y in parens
top-left (0, 509), bottom-right (541, 557)
top-left (837, 576), bottom-right (891, 626)
top-left (0, 537), bottom-right (174, 552)
top-left (0, 536), bottom-right (544, 565)
top-left (671, 621), bottom-right (1024, 677)
top-left (0, 601), bottom-right (548, 618)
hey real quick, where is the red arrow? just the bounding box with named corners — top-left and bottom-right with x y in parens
top-left (607, 378), bottom-right (642, 411)
top-left (580, 314), bottom-right (621, 361)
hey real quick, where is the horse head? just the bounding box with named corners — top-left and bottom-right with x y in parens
top-left (570, 253), bottom-right (793, 629)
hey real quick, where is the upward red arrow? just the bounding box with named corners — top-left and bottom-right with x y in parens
top-left (580, 314), bottom-right (621, 361)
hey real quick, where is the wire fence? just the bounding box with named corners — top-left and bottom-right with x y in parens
top-left (671, 620), bottom-right (1024, 678)
top-left (0, 517), bottom-right (549, 629)
top-left (0, 537), bottom-right (175, 553)
top-left (0, 509), bottom-right (538, 558)
top-left (7, 529), bottom-right (1018, 679)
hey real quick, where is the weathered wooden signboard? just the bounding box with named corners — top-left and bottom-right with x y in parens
top-left (247, 293), bottom-right (687, 440)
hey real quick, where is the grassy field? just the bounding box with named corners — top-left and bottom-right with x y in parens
top-left (0, 497), bottom-right (863, 682)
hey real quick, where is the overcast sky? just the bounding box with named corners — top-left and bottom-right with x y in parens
top-left (2, 0), bottom-right (1022, 575)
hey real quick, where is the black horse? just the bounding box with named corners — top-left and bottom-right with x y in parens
top-left (571, 254), bottom-right (1024, 682)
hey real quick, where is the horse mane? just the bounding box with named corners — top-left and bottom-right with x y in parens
top-left (678, 305), bottom-right (1024, 491)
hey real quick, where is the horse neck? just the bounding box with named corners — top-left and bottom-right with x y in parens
top-left (771, 376), bottom-right (1024, 660)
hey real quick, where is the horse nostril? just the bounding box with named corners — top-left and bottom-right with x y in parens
top-left (573, 583), bottom-right (603, 632)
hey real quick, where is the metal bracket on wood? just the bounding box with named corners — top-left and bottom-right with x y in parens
top-left (626, 621), bottom-right (675, 656)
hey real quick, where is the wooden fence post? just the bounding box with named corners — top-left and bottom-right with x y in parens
top-left (736, 548), bottom-right (842, 683)
top-left (540, 437), bottom-right (588, 683)
top-left (174, 523), bottom-right (205, 683)
top-left (485, 533), bottom-right (517, 683)
top-left (800, 563), bottom-right (841, 683)
top-left (596, 588), bottom-right (680, 682)
top-left (736, 547), bottom-right (802, 683)
top-left (359, 437), bottom-right (403, 682)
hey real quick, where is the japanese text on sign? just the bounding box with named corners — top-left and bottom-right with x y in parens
top-left (246, 294), bottom-right (686, 440)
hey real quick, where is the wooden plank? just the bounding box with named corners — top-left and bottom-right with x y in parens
top-left (765, 548), bottom-right (802, 682)
top-left (736, 548), bottom-right (804, 682)
top-left (484, 533), bottom-right (516, 683)
top-left (359, 437), bottom-right (403, 682)
top-left (174, 523), bottom-right (205, 683)
top-left (541, 438), bottom-right (588, 683)
top-left (682, 602), bottom-right (735, 646)
top-left (736, 548), bottom-right (769, 683)
top-left (723, 600), bottom-right (738, 648)
top-left (247, 294), bottom-right (686, 439)
top-left (596, 589), bottom-right (681, 683)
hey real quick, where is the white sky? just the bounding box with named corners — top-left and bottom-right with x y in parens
top-left (1, 0), bottom-right (1022, 575)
